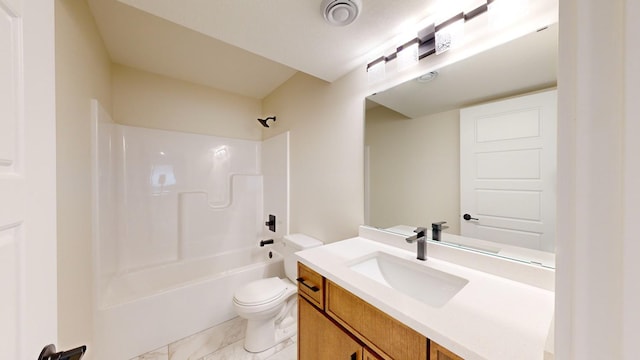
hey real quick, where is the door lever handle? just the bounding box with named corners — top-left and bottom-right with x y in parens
top-left (463, 213), bottom-right (479, 221)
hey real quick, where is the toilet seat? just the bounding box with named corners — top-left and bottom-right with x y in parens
top-left (233, 277), bottom-right (292, 306)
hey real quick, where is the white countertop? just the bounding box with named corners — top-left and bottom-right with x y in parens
top-left (296, 235), bottom-right (555, 360)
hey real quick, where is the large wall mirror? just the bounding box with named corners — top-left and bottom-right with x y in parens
top-left (364, 23), bottom-right (558, 268)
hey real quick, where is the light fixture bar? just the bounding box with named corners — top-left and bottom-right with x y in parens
top-left (418, 24), bottom-right (436, 60)
top-left (366, 0), bottom-right (492, 69)
top-left (464, 3), bottom-right (489, 21)
top-left (434, 12), bottom-right (464, 32)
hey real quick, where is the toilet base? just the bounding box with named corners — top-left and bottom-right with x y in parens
top-left (243, 310), bottom-right (297, 353)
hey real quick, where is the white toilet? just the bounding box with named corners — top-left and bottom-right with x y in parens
top-left (233, 233), bottom-right (322, 353)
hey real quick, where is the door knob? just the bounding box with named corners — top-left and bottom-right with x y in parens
top-left (463, 213), bottom-right (479, 221)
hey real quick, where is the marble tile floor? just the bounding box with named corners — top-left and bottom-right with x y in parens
top-left (131, 316), bottom-right (297, 360)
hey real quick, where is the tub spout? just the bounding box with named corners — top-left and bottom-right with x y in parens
top-left (260, 239), bottom-right (274, 247)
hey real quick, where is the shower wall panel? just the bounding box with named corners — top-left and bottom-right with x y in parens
top-left (114, 126), bottom-right (262, 273)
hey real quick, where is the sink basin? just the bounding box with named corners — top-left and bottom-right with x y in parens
top-left (349, 252), bottom-right (468, 307)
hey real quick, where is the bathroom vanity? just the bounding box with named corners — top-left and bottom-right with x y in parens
top-left (296, 227), bottom-right (555, 360)
top-left (298, 261), bottom-right (459, 359)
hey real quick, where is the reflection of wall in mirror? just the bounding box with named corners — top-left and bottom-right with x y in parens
top-left (365, 106), bottom-right (460, 234)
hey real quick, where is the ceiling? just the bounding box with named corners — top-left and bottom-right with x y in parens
top-left (367, 23), bottom-right (558, 118)
top-left (87, 0), bottom-right (439, 99)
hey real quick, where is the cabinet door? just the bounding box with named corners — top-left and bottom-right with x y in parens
top-left (299, 295), bottom-right (362, 360)
top-left (430, 341), bottom-right (464, 360)
top-left (363, 348), bottom-right (383, 360)
top-left (325, 280), bottom-right (428, 359)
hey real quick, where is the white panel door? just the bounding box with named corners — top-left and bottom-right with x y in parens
top-left (0, 0), bottom-right (57, 359)
top-left (460, 90), bottom-right (556, 251)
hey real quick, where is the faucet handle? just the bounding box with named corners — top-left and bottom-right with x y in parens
top-left (432, 221), bottom-right (448, 230)
top-left (431, 222), bottom-right (448, 241)
top-left (405, 227), bottom-right (427, 243)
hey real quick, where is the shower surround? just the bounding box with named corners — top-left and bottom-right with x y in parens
top-left (91, 100), bottom-right (289, 359)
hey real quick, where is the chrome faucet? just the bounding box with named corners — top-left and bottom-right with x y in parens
top-left (405, 227), bottom-right (427, 261)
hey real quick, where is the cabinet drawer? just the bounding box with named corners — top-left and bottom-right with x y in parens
top-left (297, 262), bottom-right (325, 309)
top-left (325, 280), bottom-right (427, 360)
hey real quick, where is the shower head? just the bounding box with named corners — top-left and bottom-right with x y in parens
top-left (257, 116), bottom-right (276, 128)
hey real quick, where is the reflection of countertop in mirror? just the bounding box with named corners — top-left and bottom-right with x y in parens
top-left (296, 226), bottom-right (555, 360)
top-left (383, 224), bottom-right (556, 268)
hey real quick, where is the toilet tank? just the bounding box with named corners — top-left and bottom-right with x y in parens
top-left (282, 234), bottom-right (322, 282)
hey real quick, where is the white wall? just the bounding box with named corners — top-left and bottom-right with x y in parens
top-left (365, 107), bottom-right (460, 234)
top-left (112, 64), bottom-right (263, 140)
top-left (556, 0), bottom-right (640, 358)
top-left (55, 0), bottom-right (112, 354)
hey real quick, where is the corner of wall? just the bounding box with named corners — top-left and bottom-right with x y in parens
top-left (261, 70), bottom-right (368, 244)
top-left (55, 0), bottom-right (113, 355)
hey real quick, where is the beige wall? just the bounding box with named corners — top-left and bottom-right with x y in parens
top-left (112, 64), bottom-right (262, 140)
top-left (55, 0), bottom-right (112, 354)
top-left (365, 107), bottom-right (460, 234)
top-left (262, 71), bottom-right (368, 243)
top-left (259, 2), bottom-right (557, 244)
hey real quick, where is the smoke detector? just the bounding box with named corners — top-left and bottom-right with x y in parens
top-left (322, 0), bottom-right (362, 26)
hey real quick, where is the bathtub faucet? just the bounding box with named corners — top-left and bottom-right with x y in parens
top-left (260, 239), bottom-right (274, 247)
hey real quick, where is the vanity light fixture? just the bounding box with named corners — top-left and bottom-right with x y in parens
top-left (435, 13), bottom-right (465, 55)
top-left (366, 56), bottom-right (386, 83)
top-left (366, 0), bottom-right (512, 77)
top-left (396, 39), bottom-right (420, 71)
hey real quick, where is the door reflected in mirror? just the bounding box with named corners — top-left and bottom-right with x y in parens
top-left (364, 24), bottom-right (558, 268)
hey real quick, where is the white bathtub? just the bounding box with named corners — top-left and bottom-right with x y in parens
top-left (93, 246), bottom-right (284, 360)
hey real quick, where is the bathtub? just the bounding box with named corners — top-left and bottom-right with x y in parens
top-left (93, 245), bottom-right (284, 360)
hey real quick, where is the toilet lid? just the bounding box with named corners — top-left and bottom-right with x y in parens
top-left (234, 277), bottom-right (287, 306)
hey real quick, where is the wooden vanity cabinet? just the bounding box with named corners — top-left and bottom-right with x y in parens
top-left (363, 348), bottom-right (384, 360)
top-left (325, 279), bottom-right (427, 359)
top-left (297, 262), bottom-right (324, 309)
top-left (297, 262), bottom-right (464, 360)
top-left (298, 295), bottom-right (363, 360)
top-left (430, 342), bottom-right (464, 360)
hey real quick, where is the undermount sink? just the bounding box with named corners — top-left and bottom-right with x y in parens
top-left (349, 252), bottom-right (468, 307)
